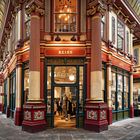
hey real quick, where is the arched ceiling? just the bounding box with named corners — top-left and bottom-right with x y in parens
top-left (128, 0), bottom-right (140, 17)
top-left (0, 0), bottom-right (7, 31)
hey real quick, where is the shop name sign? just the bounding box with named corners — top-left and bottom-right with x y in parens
top-left (58, 50), bottom-right (73, 55)
top-left (45, 47), bottom-right (86, 56)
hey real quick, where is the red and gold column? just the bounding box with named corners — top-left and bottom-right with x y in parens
top-left (22, 1), bottom-right (47, 133)
top-left (85, 0), bottom-right (108, 132)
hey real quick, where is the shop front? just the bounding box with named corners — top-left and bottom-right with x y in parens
top-left (45, 58), bottom-right (86, 128)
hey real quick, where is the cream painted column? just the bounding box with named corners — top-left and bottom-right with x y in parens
top-left (15, 60), bottom-right (23, 125)
top-left (15, 63), bottom-right (22, 108)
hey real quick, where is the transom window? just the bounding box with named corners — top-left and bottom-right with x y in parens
top-left (101, 16), bottom-right (105, 39)
top-left (54, 0), bottom-right (77, 33)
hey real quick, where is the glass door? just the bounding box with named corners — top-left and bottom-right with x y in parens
top-left (45, 60), bottom-right (86, 128)
top-left (54, 86), bottom-right (77, 128)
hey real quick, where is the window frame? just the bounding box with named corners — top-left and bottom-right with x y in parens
top-left (112, 16), bottom-right (116, 44)
top-left (52, 0), bottom-right (79, 34)
top-left (117, 20), bottom-right (124, 50)
top-left (111, 67), bottom-right (130, 112)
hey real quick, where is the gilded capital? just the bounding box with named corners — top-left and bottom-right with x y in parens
top-left (25, 1), bottom-right (45, 16)
top-left (87, 0), bottom-right (107, 17)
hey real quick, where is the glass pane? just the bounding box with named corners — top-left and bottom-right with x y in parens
top-left (117, 35), bottom-right (123, 49)
top-left (54, 0), bottom-right (77, 13)
top-left (101, 22), bottom-right (104, 38)
top-left (118, 21), bottom-right (124, 37)
top-left (111, 72), bottom-right (116, 91)
top-left (79, 67), bottom-right (83, 89)
top-left (118, 74), bottom-right (123, 91)
top-left (54, 66), bottom-right (76, 84)
top-left (79, 89), bottom-right (83, 113)
top-left (117, 91), bottom-right (122, 110)
top-left (124, 76), bottom-right (128, 92)
top-left (47, 67), bottom-right (51, 90)
top-left (111, 91), bottom-right (116, 110)
top-left (112, 16), bottom-right (115, 44)
top-left (126, 31), bottom-right (129, 53)
top-left (55, 14), bottom-right (76, 32)
top-left (124, 92), bottom-right (128, 108)
top-left (13, 76), bottom-right (15, 93)
top-left (54, 0), bottom-right (77, 33)
top-left (47, 89), bottom-right (51, 114)
top-left (111, 72), bottom-right (116, 110)
top-left (24, 69), bottom-right (29, 102)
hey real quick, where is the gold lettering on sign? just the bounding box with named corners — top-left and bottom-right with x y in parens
top-left (58, 50), bottom-right (73, 54)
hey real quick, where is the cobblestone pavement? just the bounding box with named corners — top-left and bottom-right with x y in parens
top-left (0, 112), bottom-right (140, 140)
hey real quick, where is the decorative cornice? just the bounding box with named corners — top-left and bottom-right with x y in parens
top-left (87, 0), bottom-right (107, 17)
top-left (25, 0), bottom-right (45, 16)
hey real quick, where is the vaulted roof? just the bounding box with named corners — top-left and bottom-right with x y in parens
top-left (128, 0), bottom-right (140, 18)
top-left (0, 0), bottom-right (7, 32)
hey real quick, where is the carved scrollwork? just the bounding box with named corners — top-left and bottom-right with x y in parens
top-left (87, 0), bottom-right (107, 17)
top-left (26, 2), bottom-right (45, 16)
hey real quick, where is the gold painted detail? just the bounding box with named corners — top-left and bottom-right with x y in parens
top-left (34, 111), bottom-right (44, 120)
top-left (58, 50), bottom-right (72, 55)
top-left (87, 110), bottom-right (98, 120)
top-left (86, 105), bottom-right (107, 109)
top-left (24, 111), bottom-right (31, 120)
top-left (100, 110), bottom-right (106, 120)
top-left (87, 0), bottom-right (107, 16)
top-left (26, 2), bottom-right (44, 16)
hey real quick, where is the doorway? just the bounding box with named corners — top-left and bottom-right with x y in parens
top-left (54, 86), bottom-right (77, 128)
top-left (45, 58), bottom-right (86, 128)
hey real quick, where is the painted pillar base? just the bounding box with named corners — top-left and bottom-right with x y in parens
top-left (22, 102), bottom-right (47, 133)
top-left (6, 106), bottom-right (10, 118)
top-left (130, 105), bottom-right (134, 118)
top-left (107, 107), bottom-right (112, 125)
top-left (15, 108), bottom-right (23, 126)
top-left (0, 103), bottom-right (2, 112)
top-left (84, 100), bottom-right (108, 132)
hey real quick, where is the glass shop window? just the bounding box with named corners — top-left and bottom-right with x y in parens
top-left (24, 69), bottom-right (29, 103)
top-left (54, 0), bottom-right (77, 33)
top-left (111, 72), bottom-right (116, 110)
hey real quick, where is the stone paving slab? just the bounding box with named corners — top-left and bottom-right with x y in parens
top-left (1, 113), bottom-right (140, 140)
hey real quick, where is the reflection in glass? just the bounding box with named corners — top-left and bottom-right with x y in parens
top-left (124, 76), bottom-right (128, 108)
top-left (54, 66), bottom-right (76, 84)
top-left (111, 72), bottom-right (116, 110)
top-left (47, 67), bottom-right (51, 114)
top-left (117, 91), bottom-right (122, 110)
top-left (24, 69), bottom-right (29, 103)
top-left (54, 0), bottom-right (77, 32)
